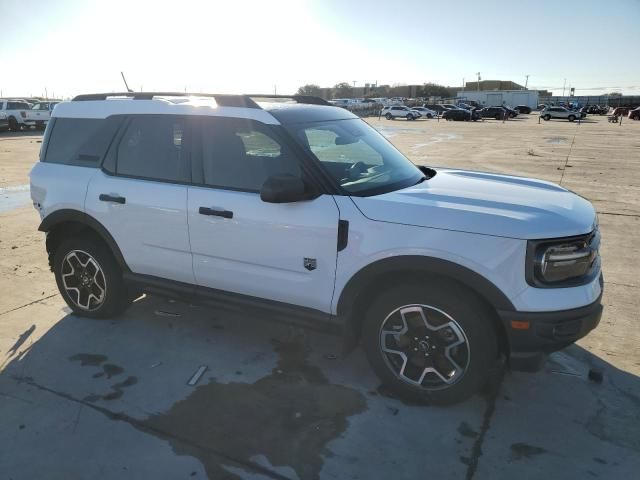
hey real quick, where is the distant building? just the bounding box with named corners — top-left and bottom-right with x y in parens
top-left (463, 80), bottom-right (524, 91)
top-left (457, 90), bottom-right (539, 109)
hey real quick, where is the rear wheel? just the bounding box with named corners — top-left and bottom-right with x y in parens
top-left (406, 114), bottom-right (413, 120)
top-left (385, 113), bottom-right (393, 120)
top-left (495, 113), bottom-right (501, 120)
top-left (54, 235), bottom-right (130, 318)
top-left (543, 114), bottom-right (551, 121)
top-left (568, 115), bottom-right (576, 122)
top-left (362, 280), bottom-right (498, 405)
top-left (427, 114), bottom-right (433, 119)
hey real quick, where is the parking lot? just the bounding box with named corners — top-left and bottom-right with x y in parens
top-left (1, 114), bottom-right (639, 479)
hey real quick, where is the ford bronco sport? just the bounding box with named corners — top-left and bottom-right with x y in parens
top-left (30, 92), bottom-right (603, 404)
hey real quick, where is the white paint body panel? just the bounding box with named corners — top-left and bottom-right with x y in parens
top-left (187, 187), bottom-right (340, 312)
top-left (331, 197), bottom-right (601, 314)
top-left (351, 168), bottom-right (597, 240)
top-left (85, 172), bottom-right (195, 284)
top-left (30, 163), bottom-right (96, 220)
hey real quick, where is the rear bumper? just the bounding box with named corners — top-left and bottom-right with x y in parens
top-left (498, 285), bottom-right (603, 354)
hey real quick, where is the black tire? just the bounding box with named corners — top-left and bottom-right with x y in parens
top-left (406, 114), bottom-right (412, 120)
top-left (568, 115), bottom-right (575, 122)
top-left (362, 279), bottom-right (498, 405)
top-left (54, 234), bottom-right (130, 318)
top-left (543, 114), bottom-right (551, 121)
top-left (494, 114), bottom-right (501, 120)
top-left (427, 114), bottom-right (433, 119)
top-left (8, 117), bottom-right (19, 132)
top-left (385, 113), bottom-right (393, 120)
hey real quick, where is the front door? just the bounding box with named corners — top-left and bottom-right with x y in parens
top-left (187, 117), bottom-right (340, 313)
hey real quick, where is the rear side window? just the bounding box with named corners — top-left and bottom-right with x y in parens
top-left (115, 116), bottom-right (189, 182)
top-left (7, 102), bottom-right (29, 109)
top-left (44, 118), bottom-right (121, 167)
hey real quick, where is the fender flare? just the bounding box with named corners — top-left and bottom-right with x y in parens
top-left (39, 209), bottom-right (129, 271)
top-left (336, 255), bottom-right (516, 316)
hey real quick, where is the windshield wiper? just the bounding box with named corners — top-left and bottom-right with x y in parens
top-left (413, 176), bottom-right (428, 186)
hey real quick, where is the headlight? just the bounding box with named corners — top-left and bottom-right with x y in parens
top-left (526, 229), bottom-right (600, 287)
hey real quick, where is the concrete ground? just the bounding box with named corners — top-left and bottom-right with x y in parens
top-left (0, 115), bottom-right (639, 479)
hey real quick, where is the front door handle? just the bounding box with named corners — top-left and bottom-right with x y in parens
top-left (99, 194), bottom-right (126, 204)
top-left (199, 207), bottom-right (233, 219)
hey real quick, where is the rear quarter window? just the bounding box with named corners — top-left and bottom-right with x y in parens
top-left (43, 117), bottom-right (122, 167)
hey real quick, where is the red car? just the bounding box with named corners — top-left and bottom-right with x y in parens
top-left (611, 107), bottom-right (630, 117)
top-left (628, 107), bottom-right (640, 120)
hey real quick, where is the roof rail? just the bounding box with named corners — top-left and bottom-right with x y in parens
top-left (71, 92), bottom-right (331, 108)
top-left (248, 94), bottom-right (331, 106)
top-left (71, 92), bottom-right (261, 109)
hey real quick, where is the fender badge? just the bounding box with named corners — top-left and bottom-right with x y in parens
top-left (304, 258), bottom-right (317, 271)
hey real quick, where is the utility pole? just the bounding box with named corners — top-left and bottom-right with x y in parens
top-left (524, 75), bottom-right (529, 89)
top-left (562, 78), bottom-right (567, 97)
top-left (352, 81), bottom-right (357, 88)
top-left (462, 78), bottom-right (465, 93)
top-left (476, 72), bottom-right (481, 92)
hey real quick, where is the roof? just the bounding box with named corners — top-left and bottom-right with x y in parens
top-left (51, 92), bottom-right (353, 125)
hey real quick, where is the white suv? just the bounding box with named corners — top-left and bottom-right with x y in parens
top-left (381, 105), bottom-right (420, 120)
top-left (31, 92), bottom-right (603, 405)
top-left (540, 106), bottom-right (579, 122)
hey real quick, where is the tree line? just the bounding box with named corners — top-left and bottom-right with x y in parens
top-left (296, 82), bottom-right (457, 99)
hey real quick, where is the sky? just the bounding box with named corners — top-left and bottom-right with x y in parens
top-left (1, 0), bottom-right (639, 99)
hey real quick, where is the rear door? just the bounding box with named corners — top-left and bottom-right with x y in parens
top-left (187, 117), bottom-right (340, 313)
top-left (85, 115), bottom-right (195, 284)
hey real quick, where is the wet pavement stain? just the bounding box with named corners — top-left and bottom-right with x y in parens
top-left (457, 421), bottom-right (479, 439)
top-left (84, 376), bottom-right (138, 402)
top-left (102, 363), bottom-right (124, 379)
top-left (509, 442), bottom-right (548, 461)
top-left (137, 337), bottom-right (367, 480)
top-left (69, 353), bottom-right (107, 366)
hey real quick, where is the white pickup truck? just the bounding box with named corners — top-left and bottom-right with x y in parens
top-left (0, 99), bottom-right (32, 131)
top-left (24, 101), bottom-right (59, 130)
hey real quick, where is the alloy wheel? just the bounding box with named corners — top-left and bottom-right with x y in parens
top-left (379, 304), bottom-right (470, 390)
top-left (61, 250), bottom-right (107, 311)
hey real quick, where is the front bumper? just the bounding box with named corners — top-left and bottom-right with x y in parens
top-left (498, 283), bottom-right (603, 354)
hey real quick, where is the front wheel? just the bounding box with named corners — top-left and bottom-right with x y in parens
top-left (385, 113), bottom-right (393, 120)
top-left (54, 235), bottom-right (130, 318)
top-left (406, 114), bottom-right (413, 120)
top-left (8, 117), bottom-right (19, 132)
top-left (543, 114), bottom-right (551, 121)
top-left (362, 280), bottom-right (498, 405)
top-left (568, 115), bottom-right (575, 122)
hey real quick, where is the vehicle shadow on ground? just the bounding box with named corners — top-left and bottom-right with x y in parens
top-left (0, 130), bottom-right (43, 138)
top-left (1, 294), bottom-right (639, 480)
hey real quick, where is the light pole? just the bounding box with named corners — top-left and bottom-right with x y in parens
top-left (524, 75), bottom-right (529, 89)
top-left (476, 72), bottom-right (481, 92)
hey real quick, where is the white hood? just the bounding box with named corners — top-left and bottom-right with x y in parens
top-left (351, 168), bottom-right (597, 240)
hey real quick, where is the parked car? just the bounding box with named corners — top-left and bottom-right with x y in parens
top-left (0, 99), bottom-right (32, 131)
top-left (425, 104), bottom-right (448, 114)
top-left (0, 112), bottom-right (8, 131)
top-left (31, 92), bottom-right (603, 405)
top-left (25, 101), bottom-right (59, 130)
top-left (381, 105), bottom-right (420, 120)
top-left (586, 105), bottom-right (608, 115)
top-left (479, 106), bottom-right (508, 120)
top-left (443, 108), bottom-right (481, 121)
top-left (410, 107), bottom-right (438, 119)
top-left (628, 107), bottom-right (640, 120)
top-left (611, 107), bottom-right (630, 117)
top-left (515, 105), bottom-right (532, 114)
top-left (501, 106), bottom-right (518, 118)
top-left (540, 106), bottom-right (580, 121)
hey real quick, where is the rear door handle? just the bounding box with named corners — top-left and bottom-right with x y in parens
top-left (199, 207), bottom-right (233, 219)
top-left (99, 194), bottom-right (126, 204)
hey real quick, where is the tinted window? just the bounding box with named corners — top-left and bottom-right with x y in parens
top-left (7, 102), bottom-right (29, 109)
top-left (116, 116), bottom-right (189, 182)
top-left (44, 118), bottom-right (120, 167)
top-left (197, 118), bottom-right (301, 191)
top-left (0, 102), bottom-right (3, 109)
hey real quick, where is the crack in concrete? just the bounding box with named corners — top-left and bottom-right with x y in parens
top-left (597, 211), bottom-right (640, 218)
top-left (464, 367), bottom-right (504, 480)
top-left (0, 293), bottom-right (58, 317)
top-left (9, 375), bottom-right (294, 480)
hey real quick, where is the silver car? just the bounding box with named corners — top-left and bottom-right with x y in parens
top-left (540, 106), bottom-right (580, 122)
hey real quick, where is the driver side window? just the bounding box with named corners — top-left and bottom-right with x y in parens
top-left (196, 118), bottom-right (302, 192)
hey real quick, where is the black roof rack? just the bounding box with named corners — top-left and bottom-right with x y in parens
top-left (71, 92), bottom-right (331, 108)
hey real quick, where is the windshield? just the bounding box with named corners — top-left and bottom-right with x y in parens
top-left (285, 118), bottom-right (424, 196)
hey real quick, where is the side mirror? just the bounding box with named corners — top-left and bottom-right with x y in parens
top-left (260, 175), bottom-right (317, 203)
